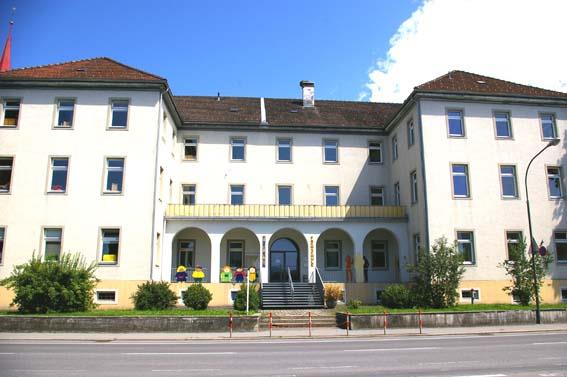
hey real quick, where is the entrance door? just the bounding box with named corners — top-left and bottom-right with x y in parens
top-left (270, 238), bottom-right (300, 282)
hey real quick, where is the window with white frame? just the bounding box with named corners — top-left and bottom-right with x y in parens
top-left (48, 157), bottom-right (69, 193)
top-left (451, 164), bottom-right (470, 198)
top-left (110, 100), bottom-right (128, 129)
top-left (448, 110), bottom-right (465, 137)
top-left (228, 240), bottom-right (244, 268)
top-left (184, 138), bottom-right (198, 160)
top-left (104, 158), bottom-right (124, 193)
top-left (230, 137), bottom-right (246, 161)
top-left (500, 165), bottom-right (518, 198)
top-left (0, 157), bottom-right (13, 193)
top-left (540, 114), bottom-right (557, 140)
top-left (554, 231), bottom-right (567, 263)
top-left (413, 233), bottom-right (421, 257)
top-left (561, 288), bottom-right (567, 303)
top-left (44, 228), bottom-right (62, 261)
top-left (182, 184), bottom-right (196, 205)
top-left (323, 139), bottom-right (338, 163)
top-left (394, 182), bottom-right (400, 206)
top-left (392, 135), bottom-right (398, 161)
top-left (56, 99), bottom-right (75, 128)
top-left (324, 240), bottom-right (341, 270)
top-left (370, 186), bottom-right (384, 206)
top-left (324, 186), bottom-right (339, 206)
top-left (0, 227), bottom-right (5, 264)
top-left (2, 99), bottom-right (20, 127)
top-left (230, 185), bottom-right (244, 205)
top-left (461, 289), bottom-right (480, 301)
top-left (506, 231), bottom-right (523, 261)
top-left (178, 240), bottom-right (195, 268)
top-left (457, 231), bottom-right (475, 264)
top-left (277, 138), bottom-right (292, 162)
top-left (547, 166), bottom-right (563, 199)
top-left (277, 185), bottom-right (292, 205)
top-left (100, 229), bottom-right (119, 264)
top-left (371, 241), bottom-right (388, 269)
top-left (368, 141), bottom-right (382, 163)
top-left (410, 171), bottom-right (418, 204)
top-left (494, 112), bottom-right (512, 138)
top-left (407, 119), bottom-right (415, 146)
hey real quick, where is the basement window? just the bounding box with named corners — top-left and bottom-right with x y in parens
top-left (95, 290), bottom-right (117, 304)
top-left (460, 289), bottom-right (480, 302)
top-left (561, 288), bottom-right (567, 303)
top-left (375, 289), bottom-right (383, 304)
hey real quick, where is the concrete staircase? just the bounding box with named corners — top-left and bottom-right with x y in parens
top-left (260, 282), bottom-right (325, 309)
top-left (259, 310), bottom-right (337, 329)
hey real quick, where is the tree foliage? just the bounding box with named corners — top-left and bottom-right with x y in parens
top-left (234, 283), bottom-right (259, 311)
top-left (0, 253), bottom-right (98, 313)
top-left (131, 281), bottom-right (178, 310)
top-left (183, 283), bottom-right (213, 310)
top-left (380, 284), bottom-right (414, 308)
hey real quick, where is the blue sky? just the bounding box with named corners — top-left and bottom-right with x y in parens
top-left (0, 0), bottom-right (417, 100)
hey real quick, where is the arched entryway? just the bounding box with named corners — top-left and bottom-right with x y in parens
top-left (219, 227), bottom-right (261, 270)
top-left (269, 229), bottom-right (308, 282)
top-left (316, 228), bottom-right (355, 283)
top-left (362, 228), bottom-right (400, 283)
top-left (171, 227), bottom-right (211, 282)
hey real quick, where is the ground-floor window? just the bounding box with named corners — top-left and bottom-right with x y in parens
top-left (457, 231), bottom-right (475, 264)
top-left (460, 288), bottom-right (480, 302)
top-left (178, 240), bottom-right (195, 268)
top-left (0, 227), bottom-right (4, 264)
top-left (43, 228), bottom-right (62, 261)
top-left (561, 288), bottom-right (567, 303)
top-left (228, 240), bottom-right (244, 268)
top-left (506, 231), bottom-right (523, 261)
top-left (375, 289), bottom-right (383, 304)
top-left (95, 290), bottom-right (117, 304)
top-left (554, 231), bottom-right (567, 262)
top-left (101, 229), bottom-right (120, 264)
top-left (371, 241), bottom-right (388, 269)
top-left (324, 240), bottom-right (341, 270)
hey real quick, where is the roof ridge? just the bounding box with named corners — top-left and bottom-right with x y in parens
top-left (100, 57), bottom-right (166, 81)
top-left (174, 95), bottom-right (401, 105)
top-left (4, 56), bottom-right (109, 73)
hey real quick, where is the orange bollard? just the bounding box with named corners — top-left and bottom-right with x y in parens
top-left (418, 309), bottom-right (423, 334)
top-left (346, 312), bottom-right (350, 336)
top-left (308, 311), bottom-right (312, 337)
top-left (269, 312), bottom-right (273, 338)
top-left (229, 311), bottom-right (233, 338)
top-left (383, 310), bottom-right (388, 335)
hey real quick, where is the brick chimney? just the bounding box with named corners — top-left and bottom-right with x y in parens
top-left (300, 80), bottom-right (315, 108)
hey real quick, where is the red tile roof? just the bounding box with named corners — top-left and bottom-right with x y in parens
top-left (416, 70), bottom-right (567, 99)
top-left (174, 96), bottom-right (261, 125)
top-left (0, 57), bottom-right (165, 82)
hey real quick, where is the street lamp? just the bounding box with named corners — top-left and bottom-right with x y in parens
top-left (524, 137), bottom-right (560, 324)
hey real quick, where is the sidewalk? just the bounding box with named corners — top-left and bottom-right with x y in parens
top-left (1, 323), bottom-right (566, 341)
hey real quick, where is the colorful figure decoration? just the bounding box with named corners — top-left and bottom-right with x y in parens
top-left (220, 265), bottom-right (233, 283)
top-left (248, 266), bottom-right (257, 282)
top-left (234, 267), bottom-right (246, 283)
top-left (345, 255), bottom-right (352, 283)
top-left (192, 265), bottom-right (205, 283)
top-left (175, 265), bottom-right (188, 282)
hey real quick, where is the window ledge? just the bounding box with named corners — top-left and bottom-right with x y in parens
top-left (102, 191), bottom-right (123, 195)
top-left (98, 262), bottom-right (118, 266)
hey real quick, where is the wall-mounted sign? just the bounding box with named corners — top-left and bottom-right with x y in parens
top-left (261, 235), bottom-right (266, 267)
top-left (309, 236), bottom-right (314, 268)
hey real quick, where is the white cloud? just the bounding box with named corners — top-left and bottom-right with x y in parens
top-left (365, 0), bottom-right (567, 102)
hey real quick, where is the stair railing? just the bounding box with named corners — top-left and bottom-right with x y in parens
top-left (315, 267), bottom-right (325, 300)
top-left (287, 267), bottom-right (295, 302)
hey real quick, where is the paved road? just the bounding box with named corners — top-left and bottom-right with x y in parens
top-left (0, 331), bottom-right (566, 377)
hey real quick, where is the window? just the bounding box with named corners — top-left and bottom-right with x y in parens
top-left (277, 185), bottom-right (292, 205)
top-left (323, 139), bottom-right (338, 163)
top-left (230, 137), bottom-right (246, 161)
top-left (457, 231), bottom-right (475, 264)
top-left (547, 167), bottom-right (563, 199)
top-left (540, 114), bottom-right (557, 140)
top-left (407, 119), bottom-right (415, 147)
top-left (392, 135), bottom-right (398, 161)
top-left (410, 171), bottom-right (418, 204)
top-left (375, 289), bottom-right (383, 304)
top-left (494, 112), bottom-right (511, 138)
top-left (451, 164), bottom-right (470, 198)
top-left (100, 229), bottom-right (119, 263)
top-left (324, 240), bottom-right (341, 270)
top-left (95, 290), bottom-right (117, 304)
top-left (184, 138), bottom-right (198, 160)
top-left (43, 228), bottom-right (62, 261)
top-left (371, 241), bottom-right (388, 269)
top-left (178, 240), bottom-right (195, 267)
top-left (182, 184), bottom-right (196, 205)
top-left (0, 157), bottom-right (13, 193)
top-left (104, 158), bottom-right (124, 193)
top-left (277, 138), bottom-right (292, 162)
top-left (448, 110), bottom-right (465, 137)
top-left (500, 165), bottom-right (518, 198)
top-left (368, 141), bottom-right (382, 163)
top-left (228, 240), bottom-right (244, 268)
top-left (561, 288), bottom-right (567, 303)
top-left (554, 231), bottom-right (567, 262)
top-left (2, 99), bottom-right (20, 127)
top-left (48, 157), bottom-right (69, 193)
top-left (370, 186), bottom-right (384, 206)
top-left (461, 289), bottom-right (480, 301)
top-left (324, 186), bottom-right (339, 206)
top-left (230, 185), bottom-right (244, 205)
top-left (413, 233), bottom-right (421, 257)
top-left (394, 182), bottom-right (400, 206)
top-left (56, 99), bottom-right (75, 128)
top-left (0, 227), bottom-right (4, 264)
top-left (506, 231), bottom-right (523, 261)
top-left (110, 100), bottom-right (128, 129)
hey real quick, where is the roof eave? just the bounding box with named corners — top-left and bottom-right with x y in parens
top-left (180, 121), bottom-right (385, 134)
top-left (0, 78), bottom-right (168, 90)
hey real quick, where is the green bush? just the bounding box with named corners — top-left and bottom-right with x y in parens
top-left (131, 281), bottom-right (177, 310)
top-left (234, 283), bottom-right (259, 311)
top-left (0, 253), bottom-right (98, 313)
top-left (183, 283), bottom-right (213, 310)
top-left (381, 284), bottom-right (413, 308)
top-left (347, 299), bottom-right (362, 309)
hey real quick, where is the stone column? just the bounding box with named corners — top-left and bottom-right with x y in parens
top-left (209, 233), bottom-right (223, 283)
top-left (256, 234), bottom-right (271, 284)
top-left (305, 233), bottom-right (319, 283)
top-left (161, 232), bottom-right (175, 282)
top-left (353, 238), bottom-right (365, 283)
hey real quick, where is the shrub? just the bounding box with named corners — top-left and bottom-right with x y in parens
top-left (347, 299), bottom-right (362, 309)
top-left (131, 281), bottom-right (177, 310)
top-left (234, 283), bottom-right (259, 311)
top-left (183, 283), bottom-right (213, 310)
top-left (0, 253), bottom-right (98, 313)
top-left (381, 284), bottom-right (413, 308)
top-left (324, 284), bottom-right (342, 302)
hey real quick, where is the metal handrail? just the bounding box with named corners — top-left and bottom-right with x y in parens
top-left (287, 267), bottom-right (295, 302)
top-left (315, 267), bottom-right (325, 297)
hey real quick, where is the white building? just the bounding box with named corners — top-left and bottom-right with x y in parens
top-left (0, 58), bottom-right (566, 308)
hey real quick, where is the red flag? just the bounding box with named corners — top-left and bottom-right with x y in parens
top-left (0, 21), bottom-right (13, 72)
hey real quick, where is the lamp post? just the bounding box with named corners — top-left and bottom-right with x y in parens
top-left (524, 138), bottom-right (560, 324)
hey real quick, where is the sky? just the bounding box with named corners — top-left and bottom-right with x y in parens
top-left (0, 0), bottom-right (565, 103)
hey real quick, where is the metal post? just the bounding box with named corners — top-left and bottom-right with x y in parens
top-left (269, 312), bottom-right (272, 338)
top-left (418, 309), bottom-right (423, 335)
top-left (246, 271), bottom-right (250, 314)
top-left (229, 312), bottom-right (233, 338)
top-left (383, 311), bottom-right (388, 335)
top-left (346, 312), bottom-right (350, 336)
top-left (308, 311), bottom-right (312, 337)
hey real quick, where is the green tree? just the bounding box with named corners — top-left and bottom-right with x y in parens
top-left (131, 281), bottom-right (178, 310)
top-left (183, 283), bottom-right (213, 310)
top-left (499, 238), bottom-right (552, 306)
top-left (234, 283), bottom-right (259, 312)
top-left (0, 253), bottom-right (98, 313)
top-left (408, 237), bottom-right (465, 308)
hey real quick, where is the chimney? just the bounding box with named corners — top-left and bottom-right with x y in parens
top-left (300, 80), bottom-right (315, 108)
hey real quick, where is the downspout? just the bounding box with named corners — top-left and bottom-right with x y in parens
top-left (416, 98), bottom-right (430, 252)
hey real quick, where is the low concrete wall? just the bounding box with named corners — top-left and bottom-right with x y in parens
top-left (0, 315), bottom-right (259, 333)
top-left (337, 309), bottom-right (567, 329)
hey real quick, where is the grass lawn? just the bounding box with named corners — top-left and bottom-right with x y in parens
top-left (0, 308), bottom-right (257, 316)
top-left (339, 303), bottom-right (567, 314)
